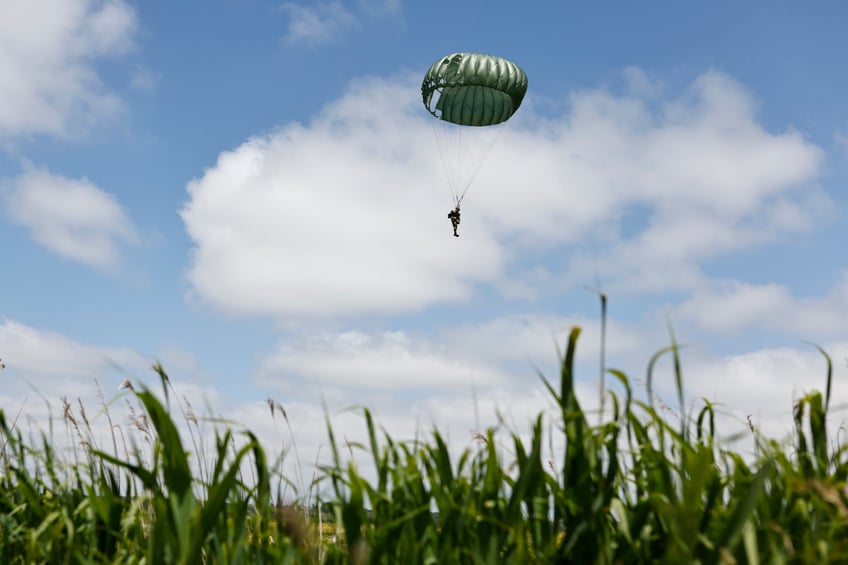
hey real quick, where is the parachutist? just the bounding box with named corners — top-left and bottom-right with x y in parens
top-left (447, 206), bottom-right (461, 237)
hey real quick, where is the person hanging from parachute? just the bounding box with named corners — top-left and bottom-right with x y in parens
top-left (447, 205), bottom-right (461, 237)
top-left (421, 52), bottom-right (528, 238)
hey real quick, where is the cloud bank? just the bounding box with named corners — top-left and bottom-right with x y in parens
top-left (0, 0), bottom-right (137, 140)
top-left (182, 69), bottom-right (825, 321)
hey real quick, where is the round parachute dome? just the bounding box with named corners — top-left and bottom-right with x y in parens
top-left (421, 52), bottom-right (528, 127)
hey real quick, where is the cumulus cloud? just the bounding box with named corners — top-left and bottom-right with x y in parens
top-left (549, 71), bottom-right (826, 293)
top-left (251, 314), bottom-right (658, 450)
top-left (249, 320), bottom-right (612, 483)
top-left (0, 319), bottom-right (148, 399)
top-left (0, 0), bottom-right (137, 140)
top-left (280, 1), bottom-right (357, 46)
top-left (280, 0), bottom-right (402, 47)
top-left (476, 71), bottom-right (820, 230)
top-left (664, 342), bottom-right (848, 448)
top-left (676, 272), bottom-right (848, 339)
top-left (441, 313), bottom-right (655, 373)
top-left (0, 320), bottom-right (229, 467)
top-left (4, 166), bottom-right (139, 271)
top-left (255, 329), bottom-right (513, 395)
top-left (182, 76), bottom-right (503, 318)
top-left (182, 69), bottom-right (824, 321)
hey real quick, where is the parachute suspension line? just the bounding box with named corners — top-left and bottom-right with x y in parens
top-left (430, 117), bottom-right (461, 205)
top-left (431, 117), bottom-right (506, 208)
top-left (431, 114), bottom-right (469, 205)
top-left (453, 122), bottom-right (506, 207)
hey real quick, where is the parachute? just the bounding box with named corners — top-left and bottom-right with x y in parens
top-left (422, 52), bottom-right (528, 207)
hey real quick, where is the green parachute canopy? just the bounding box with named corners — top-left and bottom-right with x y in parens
top-left (421, 52), bottom-right (528, 127)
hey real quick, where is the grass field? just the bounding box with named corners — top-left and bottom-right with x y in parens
top-left (1, 300), bottom-right (847, 563)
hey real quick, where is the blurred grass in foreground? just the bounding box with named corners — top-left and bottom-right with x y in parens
top-left (1, 303), bottom-right (847, 563)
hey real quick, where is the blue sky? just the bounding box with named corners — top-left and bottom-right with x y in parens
top-left (2, 1), bottom-right (848, 471)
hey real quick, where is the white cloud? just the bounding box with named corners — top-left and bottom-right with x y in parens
top-left (5, 166), bottom-right (139, 271)
top-left (0, 0), bottom-right (137, 140)
top-left (255, 329), bottom-right (512, 394)
top-left (575, 184), bottom-right (830, 295)
top-left (666, 342), bottom-right (848, 448)
top-left (182, 76), bottom-right (503, 318)
top-left (621, 66), bottom-right (663, 99)
top-left (280, 0), bottom-right (403, 46)
top-left (182, 69), bottom-right (825, 320)
top-left (0, 319), bottom-right (148, 398)
top-left (280, 1), bottom-right (359, 46)
top-left (248, 321), bottom-right (602, 487)
top-left (549, 71), bottom-right (826, 293)
top-left (0, 320), bottom-right (230, 470)
top-left (441, 313), bottom-right (653, 373)
top-left (250, 315), bottom-right (656, 460)
top-left (676, 272), bottom-right (848, 339)
top-left (244, 314), bottom-right (666, 489)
